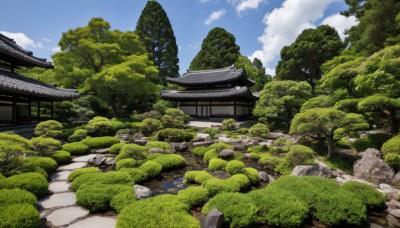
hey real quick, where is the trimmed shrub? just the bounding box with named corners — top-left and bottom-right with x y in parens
top-left (34, 120), bottom-right (63, 138)
top-left (76, 183), bottom-right (132, 212)
top-left (85, 116), bottom-right (113, 136)
top-left (45, 150), bottom-right (71, 165)
top-left (230, 174), bottom-right (251, 190)
top-left (161, 108), bottom-right (188, 128)
top-left (259, 154), bottom-right (283, 171)
top-left (208, 158), bottom-right (228, 171)
top-left (81, 136), bottom-right (120, 149)
top-left (0, 203), bottom-right (40, 228)
top-left (109, 143), bottom-right (125, 154)
top-left (118, 168), bottom-right (148, 183)
top-left (203, 127), bottom-right (219, 139)
top-left (381, 136), bottom-right (400, 169)
top-left (340, 181), bottom-right (386, 208)
top-left (31, 137), bottom-right (61, 155)
top-left (145, 141), bottom-right (171, 151)
top-left (203, 178), bottom-right (241, 196)
top-left (25, 157), bottom-right (58, 174)
top-left (157, 128), bottom-right (187, 142)
top-left (208, 142), bottom-right (233, 152)
top-left (195, 171), bottom-right (214, 184)
top-left (193, 146), bottom-right (208, 157)
top-left (247, 145), bottom-right (269, 153)
top-left (140, 118), bottom-right (162, 136)
top-left (204, 149), bottom-right (218, 163)
top-left (0, 188), bottom-right (37, 205)
top-left (110, 190), bottom-right (136, 213)
top-left (68, 129), bottom-right (88, 142)
top-left (71, 172), bottom-right (133, 191)
top-left (178, 186), bottom-right (209, 208)
top-left (285, 145), bottom-right (316, 167)
top-left (243, 167), bottom-right (259, 185)
top-left (354, 133), bottom-right (392, 152)
top-left (237, 128), bottom-right (249, 135)
top-left (0, 173), bottom-right (48, 197)
top-left (68, 167), bottom-right (101, 182)
top-left (153, 154), bottom-right (186, 171)
top-left (203, 192), bottom-right (258, 227)
top-left (7, 163), bottom-right (48, 179)
top-left (140, 161), bottom-right (163, 178)
top-left (248, 123), bottom-right (269, 138)
top-left (116, 144), bottom-right (147, 162)
top-left (62, 142), bottom-right (90, 155)
top-left (225, 160), bottom-right (245, 175)
top-left (222, 118), bottom-right (237, 130)
top-left (116, 158), bottom-right (137, 171)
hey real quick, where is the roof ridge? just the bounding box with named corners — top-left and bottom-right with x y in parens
top-left (184, 65), bottom-right (235, 75)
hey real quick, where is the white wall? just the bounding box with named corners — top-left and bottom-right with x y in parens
top-left (212, 106), bottom-right (234, 115)
top-left (0, 106), bottom-right (12, 121)
top-left (179, 106), bottom-right (196, 115)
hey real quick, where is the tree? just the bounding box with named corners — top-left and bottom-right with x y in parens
top-left (190, 27), bottom-right (240, 70)
top-left (290, 108), bottom-right (368, 159)
top-left (254, 81), bottom-right (311, 133)
top-left (235, 56), bottom-right (271, 92)
top-left (161, 108), bottom-right (189, 128)
top-left (0, 133), bottom-right (33, 173)
top-left (135, 0), bottom-right (179, 85)
top-left (276, 25), bottom-right (344, 96)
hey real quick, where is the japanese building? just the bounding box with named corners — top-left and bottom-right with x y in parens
top-left (162, 65), bottom-right (258, 120)
top-left (0, 33), bottom-right (79, 126)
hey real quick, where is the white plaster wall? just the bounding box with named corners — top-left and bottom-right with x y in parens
top-left (0, 106), bottom-right (12, 121)
top-left (213, 106), bottom-right (234, 115)
top-left (179, 106), bottom-right (196, 115)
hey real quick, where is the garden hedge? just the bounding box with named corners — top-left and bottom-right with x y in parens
top-left (0, 203), bottom-right (40, 228)
top-left (153, 154), bottom-right (186, 171)
top-left (68, 167), bottom-right (101, 182)
top-left (45, 150), bottom-right (72, 165)
top-left (0, 173), bottom-right (48, 197)
top-left (81, 136), bottom-right (120, 149)
top-left (25, 157), bottom-right (58, 174)
top-left (62, 142), bottom-right (90, 155)
top-left (71, 172), bottom-right (133, 191)
top-left (0, 189), bottom-right (37, 205)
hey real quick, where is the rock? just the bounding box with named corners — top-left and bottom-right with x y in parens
top-left (88, 155), bottom-right (107, 166)
top-left (390, 209), bottom-right (400, 219)
top-left (134, 139), bottom-right (147, 146)
top-left (48, 182), bottom-right (70, 193)
top-left (134, 185), bottom-right (152, 200)
top-left (336, 174), bottom-right (377, 187)
top-left (258, 171), bottom-right (269, 182)
top-left (353, 148), bottom-right (395, 185)
top-left (388, 200), bottom-right (400, 210)
top-left (393, 172), bottom-right (400, 187)
top-left (49, 171), bottom-right (72, 181)
top-left (219, 149), bottom-right (234, 159)
top-left (267, 132), bottom-right (284, 139)
top-left (176, 142), bottom-right (188, 152)
top-left (148, 148), bottom-right (165, 154)
top-left (92, 148), bottom-right (109, 154)
top-left (193, 141), bottom-right (214, 147)
top-left (39, 192), bottom-right (76, 209)
top-left (245, 140), bottom-right (258, 147)
top-left (369, 223), bottom-right (384, 228)
top-left (202, 208), bottom-right (224, 228)
top-left (291, 161), bottom-right (332, 178)
top-left (210, 171), bottom-right (231, 179)
top-left (332, 169), bottom-right (345, 178)
top-left (72, 154), bottom-right (97, 162)
top-left (68, 216), bottom-right (117, 228)
top-left (387, 214), bottom-right (400, 228)
top-left (57, 162), bottom-right (87, 171)
top-left (379, 183), bottom-right (400, 201)
top-left (244, 153), bottom-right (251, 159)
top-left (105, 158), bottom-right (116, 166)
top-left (46, 206), bottom-right (89, 227)
top-left (233, 145), bottom-right (246, 151)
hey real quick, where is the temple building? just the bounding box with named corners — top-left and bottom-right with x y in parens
top-left (162, 66), bottom-right (258, 120)
top-left (0, 33), bottom-right (79, 126)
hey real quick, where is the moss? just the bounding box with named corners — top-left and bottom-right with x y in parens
top-left (110, 190), bottom-right (136, 212)
top-left (25, 157), bottom-right (58, 174)
top-left (153, 154), bottom-right (186, 171)
top-left (145, 141), bottom-right (171, 151)
top-left (71, 172), bottom-right (133, 191)
top-left (208, 158), bottom-right (228, 171)
top-left (116, 144), bottom-right (147, 162)
top-left (45, 150), bottom-right (72, 165)
top-left (248, 123), bottom-right (269, 138)
top-left (243, 168), bottom-right (259, 185)
top-left (208, 142), bottom-right (233, 152)
top-left (140, 161), bottom-right (163, 178)
top-left (68, 167), bottom-right (101, 182)
top-left (0, 189), bottom-right (37, 205)
top-left (62, 142), bottom-right (90, 155)
top-left (0, 173), bottom-right (48, 197)
top-left (116, 158), bottom-right (137, 171)
top-left (81, 136), bottom-right (120, 149)
top-left (204, 149), bottom-right (218, 163)
top-left (157, 128), bottom-right (187, 142)
top-left (203, 178), bottom-right (240, 196)
top-left (194, 171), bottom-right (214, 184)
top-left (193, 146), bottom-right (209, 157)
top-left (225, 160), bottom-right (245, 175)
top-left (118, 168), bottom-right (148, 183)
top-left (202, 128), bottom-right (219, 139)
top-left (68, 129), bottom-right (88, 142)
top-left (340, 181), bottom-right (386, 209)
top-left (177, 186), bottom-right (209, 208)
top-left (109, 143), bottom-right (125, 154)
top-left (34, 120), bottom-right (63, 138)
top-left (0, 203), bottom-right (40, 228)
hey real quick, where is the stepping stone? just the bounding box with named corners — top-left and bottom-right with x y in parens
top-left (46, 206), bottom-right (89, 227)
top-left (39, 192), bottom-right (76, 209)
top-left (57, 162), bottom-right (87, 171)
top-left (50, 171), bottom-right (72, 181)
top-left (49, 181), bottom-right (70, 193)
top-left (69, 216), bottom-right (117, 228)
top-left (72, 154), bottom-right (97, 162)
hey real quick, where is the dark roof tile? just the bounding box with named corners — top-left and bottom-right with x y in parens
top-left (161, 86), bottom-right (257, 101)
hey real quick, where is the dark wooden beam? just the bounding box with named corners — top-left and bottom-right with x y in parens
top-left (51, 101), bottom-right (54, 119)
top-left (234, 100), bottom-right (237, 120)
top-left (37, 101), bottom-right (41, 122)
top-left (28, 100), bottom-right (32, 123)
top-left (12, 96), bottom-right (16, 125)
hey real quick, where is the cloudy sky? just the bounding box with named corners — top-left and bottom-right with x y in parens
top-left (0, 0), bottom-right (356, 75)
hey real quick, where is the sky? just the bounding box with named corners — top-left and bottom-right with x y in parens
top-left (0, 0), bottom-right (357, 76)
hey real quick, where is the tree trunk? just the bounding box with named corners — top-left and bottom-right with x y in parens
top-left (109, 94), bottom-right (122, 118)
top-left (284, 110), bottom-right (292, 133)
top-left (327, 136), bottom-right (335, 159)
top-left (389, 110), bottom-right (399, 134)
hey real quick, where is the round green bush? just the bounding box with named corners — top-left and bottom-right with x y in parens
top-left (85, 116), bottom-right (113, 136)
top-left (140, 161), bottom-right (162, 178)
top-left (238, 128), bottom-right (249, 135)
top-left (0, 173), bottom-right (48, 197)
top-left (68, 129), bottom-right (88, 142)
top-left (225, 160), bottom-right (245, 175)
top-left (193, 146), bottom-right (209, 157)
top-left (243, 168), bottom-right (259, 185)
top-left (248, 123), bottom-right (269, 138)
top-left (110, 190), bottom-right (136, 212)
top-left (203, 178), bottom-right (241, 196)
top-left (68, 167), bottom-right (101, 182)
top-left (62, 142), bottom-right (90, 155)
top-left (8, 163), bottom-right (48, 179)
top-left (0, 203), bottom-right (40, 228)
top-left (178, 186), bottom-right (209, 208)
top-left (194, 171), bottom-right (214, 184)
top-left (208, 158), bottom-right (228, 171)
top-left (109, 143), bottom-right (125, 154)
top-left (140, 118), bottom-right (162, 136)
top-left (116, 144), bottom-right (147, 162)
top-left (230, 174), bottom-right (251, 190)
top-left (25, 157), bottom-right (58, 174)
top-left (208, 142), bottom-right (233, 152)
top-left (31, 136), bottom-right (61, 155)
top-left (145, 141), bottom-right (171, 151)
top-left (45, 150), bottom-right (72, 165)
top-left (81, 136), bottom-right (120, 149)
top-left (340, 181), bottom-right (386, 208)
top-left (77, 183), bottom-right (132, 212)
top-left (153, 154), bottom-right (186, 171)
top-left (250, 152), bottom-right (261, 160)
top-left (381, 137), bottom-right (400, 169)
top-left (71, 172), bottom-right (133, 191)
top-left (384, 153), bottom-right (400, 170)
top-left (118, 168), bottom-right (148, 183)
top-left (0, 189), bottom-right (37, 205)
top-left (259, 154), bottom-right (283, 171)
top-left (184, 170), bottom-right (200, 182)
top-left (222, 118), bottom-right (237, 130)
top-left (284, 145), bottom-right (316, 167)
top-left (116, 158), bottom-right (137, 171)
top-left (34, 120), bottom-right (63, 138)
top-left (202, 127), bottom-right (219, 139)
top-left (204, 149), bottom-right (218, 163)
top-left (203, 192), bottom-right (258, 227)
top-left (157, 128), bottom-right (187, 142)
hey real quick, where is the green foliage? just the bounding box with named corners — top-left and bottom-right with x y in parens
top-left (116, 158), bottom-right (137, 171)
top-left (189, 28), bottom-right (240, 70)
top-left (153, 154), bottom-right (185, 171)
top-left (225, 160), bottom-right (245, 175)
top-left (109, 143), bottom-right (125, 154)
top-left (248, 123), bottom-right (269, 138)
top-left (222, 118), bottom-right (237, 131)
top-left (161, 108), bottom-right (188, 128)
top-left (237, 128), bottom-right (249, 135)
top-left (202, 127), bottom-right (219, 139)
top-left (285, 145), bottom-right (316, 168)
top-left (259, 154), bottom-right (284, 171)
top-left (85, 116), bottom-right (113, 136)
top-left (300, 95), bottom-right (335, 112)
top-left (208, 158), bottom-right (228, 171)
top-left (247, 145), bottom-right (269, 153)
top-left (116, 144), bottom-right (147, 162)
top-left (157, 128), bottom-right (187, 142)
top-left (203, 178), bottom-right (241, 196)
top-left (353, 133), bottom-right (392, 152)
top-left (62, 142), bottom-right (90, 155)
top-left (0, 189), bottom-right (37, 205)
top-left (0, 204), bottom-right (40, 228)
top-left (334, 98), bottom-right (361, 112)
top-left (118, 168), bottom-right (148, 183)
top-left (71, 172), bottom-right (133, 191)
top-left (235, 55), bottom-right (271, 92)
top-left (381, 136), bottom-right (400, 169)
top-left (243, 167), bottom-right (259, 185)
top-left (110, 190), bottom-right (136, 213)
top-left (45, 150), bottom-right (72, 165)
top-left (340, 181), bottom-right (385, 208)
top-left (145, 141), bottom-right (171, 151)
top-left (139, 161), bottom-right (162, 178)
top-left (193, 146), bottom-right (208, 157)
top-left (184, 170), bottom-right (213, 184)
top-left (0, 133), bottom-right (33, 172)
top-left (204, 149), bottom-right (218, 163)
top-left (0, 173), bottom-right (48, 197)
top-left (203, 193), bottom-right (259, 228)
top-left (68, 129), bottom-right (88, 142)
top-left (140, 118), bottom-right (162, 136)
top-left (31, 137), bottom-right (61, 155)
top-left (177, 186), bottom-right (209, 208)
top-left (208, 142), bottom-right (233, 152)
top-left (34, 120), bottom-right (63, 138)
top-left (68, 167), bottom-right (101, 182)
top-left (6, 163), bottom-right (48, 179)
top-left (25, 157), bottom-right (58, 174)
top-left (81, 136), bottom-right (120, 149)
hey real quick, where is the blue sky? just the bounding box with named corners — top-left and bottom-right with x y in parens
top-left (0, 0), bottom-right (356, 75)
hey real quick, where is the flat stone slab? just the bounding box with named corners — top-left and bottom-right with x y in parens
top-left (57, 162), bottom-right (87, 171)
top-left (46, 206), bottom-right (89, 227)
top-left (49, 181), bottom-right (70, 193)
top-left (50, 171), bottom-right (72, 181)
top-left (72, 154), bottom-right (97, 162)
top-left (39, 192), bottom-right (76, 209)
top-left (69, 216), bottom-right (117, 228)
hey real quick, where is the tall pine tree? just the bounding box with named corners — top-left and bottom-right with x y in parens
top-left (135, 0), bottom-right (179, 85)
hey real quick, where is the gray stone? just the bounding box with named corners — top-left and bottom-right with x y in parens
top-left (134, 139), bottom-right (147, 146)
top-left (176, 142), bottom-right (188, 152)
top-left (233, 145), bottom-right (246, 151)
top-left (202, 208), bottom-right (224, 228)
top-left (88, 155), bottom-right (107, 166)
top-left (148, 148), bottom-right (165, 154)
top-left (46, 206), bottom-right (89, 227)
top-left (267, 132), bottom-right (284, 139)
top-left (193, 141), bottom-right (214, 147)
top-left (105, 158), bottom-right (116, 166)
top-left (353, 148), bottom-right (395, 185)
top-left (332, 169), bottom-right (345, 178)
top-left (379, 183), bottom-right (400, 201)
top-left (211, 171), bottom-right (231, 179)
top-left (387, 214), bottom-right (400, 228)
top-left (50, 171), bottom-right (72, 181)
top-left (134, 185), bottom-right (152, 200)
top-left (369, 223), bottom-right (384, 228)
top-left (72, 154), bottom-right (97, 162)
top-left (244, 153), bottom-right (251, 159)
top-left (393, 172), bottom-right (400, 187)
top-left (245, 140), bottom-right (259, 147)
top-left (92, 148), bottom-right (109, 154)
top-left (219, 149), bottom-right (234, 159)
top-left (336, 174), bottom-right (377, 187)
top-left (291, 161), bottom-right (332, 178)
top-left (49, 181), bottom-right (70, 193)
top-left (68, 216), bottom-right (117, 228)
top-left (390, 209), bottom-right (400, 219)
top-left (57, 162), bottom-right (87, 171)
top-left (258, 171), bottom-right (269, 182)
top-left (39, 192), bottom-right (76, 209)
top-left (388, 200), bottom-right (400, 210)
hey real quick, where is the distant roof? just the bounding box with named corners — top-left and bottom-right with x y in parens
top-left (167, 65), bottom-right (255, 86)
top-left (161, 86), bottom-right (258, 101)
top-left (0, 33), bottom-right (53, 68)
top-left (0, 70), bottom-right (79, 101)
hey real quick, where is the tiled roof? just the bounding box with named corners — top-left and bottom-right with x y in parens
top-left (161, 86), bottom-right (258, 101)
top-left (0, 70), bottom-right (79, 100)
top-left (0, 33), bottom-right (53, 68)
top-left (167, 65), bottom-right (255, 86)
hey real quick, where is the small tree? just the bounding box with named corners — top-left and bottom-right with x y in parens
top-left (140, 118), bottom-right (162, 136)
top-left (290, 108), bottom-right (368, 159)
top-left (161, 108), bottom-right (189, 128)
top-left (0, 133), bottom-right (33, 172)
top-left (85, 116), bottom-right (112, 136)
top-left (34, 120), bottom-right (63, 138)
top-left (31, 137), bottom-right (61, 156)
top-left (222, 118), bottom-right (237, 131)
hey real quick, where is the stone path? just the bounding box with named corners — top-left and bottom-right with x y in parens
top-left (39, 155), bottom-right (117, 228)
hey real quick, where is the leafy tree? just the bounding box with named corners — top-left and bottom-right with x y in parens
top-left (190, 27), bottom-right (240, 70)
top-left (161, 108), bottom-right (189, 128)
top-left (290, 108), bottom-right (368, 159)
top-left (254, 81), bottom-right (311, 133)
top-left (235, 56), bottom-right (271, 92)
top-left (135, 1), bottom-right (179, 85)
top-left (276, 25), bottom-right (344, 96)
top-left (0, 133), bottom-right (33, 173)
top-left (31, 137), bottom-right (61, 156)
top-left (300, 95), bottom-right (334, 112)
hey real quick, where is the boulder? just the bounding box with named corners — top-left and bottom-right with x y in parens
top-left (233, 145), bottom-right (247, 151)
top-left (88, 155), bottom-right (107, 166)
top-left (245, 140), bottom-right (259, 147)
top-left (291, 161), bottom-right (332, 178)
top-left (148, 148), bottom-right (165, 154)
top-left (336, 174), bottom-right (377, 187)
top-left (258, 171), bottom-right (269, 182)
top-left (379, 183), bottom-right (400, 201)
top-left (267, 132), bottom-right (284, 139)
top-left (202, 208), bottom-right (224, 228)
top-left (393, 172), bottom-right (400, 187)
top-left (134, 185), bottom-right (152, 200)
top-left (105, 158), bottom-right (115, 166)
top-left (244, 153), bottom-right (251, 159)
top-left (353, 148), bottom-right (395, 185)
top-left (387, 200), bottom-right (400, 210)
top-left (134, 139), bottom-right (147, 146)
top-left (387, 214), bottom-right (400, 228)
top-left (219, 149), bottom-right (234, 159)
top-left (390, 209), bottom-right (400, 219)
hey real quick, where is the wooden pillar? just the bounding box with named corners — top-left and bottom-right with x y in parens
top-left (28, 100), bottom-right (32, 123)
top-left (195, 101), bottom-right (198, 117)
top-left (209, 100), bottom-right (212, 117)
top-left (234, 100), bottom-right (237, 120)
top-left (12, 96), bottom-right (16, 125)
top-left (37, 100), bottom-right (41, 122)
top-left (51, 101), bottom-right (54, 119)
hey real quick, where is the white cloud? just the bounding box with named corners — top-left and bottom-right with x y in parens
top-left (232, 0), bottom-right (265, 16)
top-left (43, 38), bottom-right (52, 42)
top-left (322, 14), bottom-right (358, 40)
top-left (249, 0), bottom-right (340, 72)
top-left (205, 9), bottom-right (226, 25)
top-left (0, 31), bottom-right (43, 49)
top-left (52, 46), bottom-right (61, 53)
